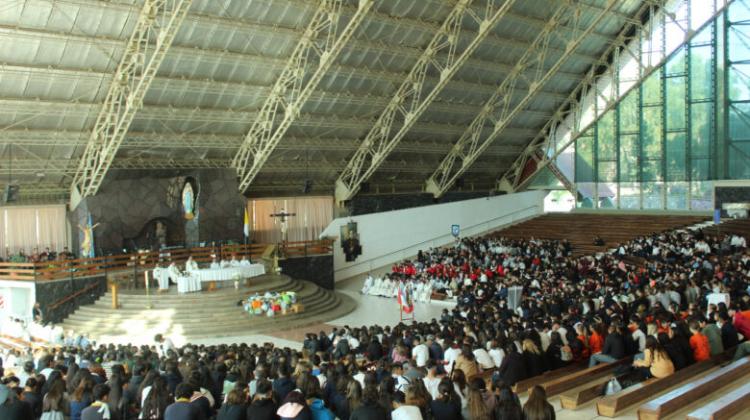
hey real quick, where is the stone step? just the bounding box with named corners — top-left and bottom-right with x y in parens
top-left (62, 292), bottom-right (349, 340)
top-left (87, 281), bottom-right (305, 308)
top-left (68, 288), bottom-right (326, 319)
top-left (59, 282), bottom-right (348, 339)
top-left (105, 276), bottom-right (297, 303)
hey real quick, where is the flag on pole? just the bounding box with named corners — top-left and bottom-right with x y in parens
top-left (397, 282), bottom-right (414, 314)
top-left (243, 207), bottom-right (250, 238)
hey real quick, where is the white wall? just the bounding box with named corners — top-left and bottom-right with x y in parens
top-left (321, 191), bottom-right (545, 282)
top-left (0, 280), bottom-right (36, 322)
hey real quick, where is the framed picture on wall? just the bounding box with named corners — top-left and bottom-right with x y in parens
top-left (341, 221), bottom-right (362, 262)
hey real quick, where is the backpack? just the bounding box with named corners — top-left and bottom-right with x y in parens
top-left (560, 345), bottom-right (573, 362)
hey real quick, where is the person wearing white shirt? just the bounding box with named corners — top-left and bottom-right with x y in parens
top-left (538, 328), bottom-right (550, 351)
top-left (210, 258), bottom-right (221, 269)
top-left (392, 364), bottom-right (411, 393)
top-left (229, 256), bottom-right (241, 267)
top-left (411, 337), bottom-right (429, 367)
top-left (551, 323), bottom-right (569, 346)
top-left (443, 342), bottom-right (461, 373)
top-left (239, 256), bottom-right (252, 267)
top-left (488, 343), bottom-right (505, 368)
top-left (185, 256), bottom-right (199, 272)
top-left (361, 274), bottom-right (374, 295)
top-left (731, 234), bottom-right (746, 248)
top-left (220, 259), bottom-right (230, 268)
top-left (391, 396), bottom-right (423, 420)
top-left (422, 361), bottom-right (441, 400)
top-left (472, 346), bottom-right (494, 370)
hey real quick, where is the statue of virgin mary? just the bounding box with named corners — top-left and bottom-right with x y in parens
top-left (182, 181), bottom-right (195, 220)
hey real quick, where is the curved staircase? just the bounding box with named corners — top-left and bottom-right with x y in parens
top-left (59, 274), bottom-right (355, 342)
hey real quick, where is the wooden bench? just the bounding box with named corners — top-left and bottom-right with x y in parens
top-left (560, 373), bottom-right (628, 410)
top-left (596, 358), bottom-right (718, 417)
top-left (686, 380), bottom-right (750, 420)
top-left (637, 357), bottom-right (750, 420)
top-left (513, 361), bottom-right (586, 393)
top-left (542, 357), bottom-right (630, 396)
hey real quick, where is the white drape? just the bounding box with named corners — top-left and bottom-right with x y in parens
top-left (1, 205), bottom-right (68, 258)
top-left (249, 196), bottom-right (333, 244)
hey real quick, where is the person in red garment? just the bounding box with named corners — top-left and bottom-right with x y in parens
top-left (688, 321), bottom-right (711, 362)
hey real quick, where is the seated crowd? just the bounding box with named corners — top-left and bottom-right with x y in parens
top-left (1, 222), bottom-right (749, 420)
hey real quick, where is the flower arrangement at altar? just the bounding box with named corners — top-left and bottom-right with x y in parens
top-left (243, 291), bottom-right (298, 317)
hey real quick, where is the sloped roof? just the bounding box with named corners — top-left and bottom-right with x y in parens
top-left (0, 0), bottom-right (644, 201)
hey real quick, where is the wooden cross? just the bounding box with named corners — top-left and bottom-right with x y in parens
top-left (270, 210), bottom-right (296, 247)
top-left (269, 211), bottom-right (296, 222)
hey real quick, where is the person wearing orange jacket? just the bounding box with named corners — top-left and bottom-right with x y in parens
top-left (689, 321), bottom-right (711, 362)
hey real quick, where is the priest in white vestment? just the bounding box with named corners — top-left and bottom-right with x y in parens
top-left (361, 274), bottom-right (374, 295)
top-left (185, 256), bottom-right (199, 272)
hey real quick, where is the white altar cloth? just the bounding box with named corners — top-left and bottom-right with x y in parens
top-left (168, 264), bottom-right (265, 294)
top-left (188, 264), bottom-right (265, 283)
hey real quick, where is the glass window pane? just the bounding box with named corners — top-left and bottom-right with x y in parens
top-left (666, 76), bottom-right (686, 130)
top-left (642, 159), bottom-right (663, 182)
top-left (667, 48), bottom-right (687, 76)
top-left (619, 182), bottom-right (641, 209)
top-left (620, 92), bottom-right (640, 133)
top-left (691, 102), bottom-right (712, 156)
top-left (597, 183), bottom-right (618, 209)
top-left (642, 107), bottom-right (663, 157)
top-left (598, 161), bottom-right (617, 183)
top-left (667, 182), bottom-right (689, 210)
top-left (728, 64), bottom-right (750, 101)
top-left (576, 183), bottom-right (596, 208)
top-left (619, 134), bottom-right (640, 182)
top-left (597, 113), bottom-right (616, 161)
top-left (690, 180), bottom-right (713, 210)
top-left (690, 46), bottom-right (713, 100)
top-left (728, 102), bottom-right (750, 140)
top-left (666, 132), bottom-right (687, 181)
top-left (575, 136), bottom-right (595, 183)
top-left (728, 142), bottom-right (750, 178)
top-left (642, 182), bottom-right (664, 209)
top-left (642, 71), bottom-right (662, 105)
top-left (691, 158), bottom-right (711, 181)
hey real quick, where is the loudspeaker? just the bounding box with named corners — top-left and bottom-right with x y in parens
top-left (302, 180), bottom-right (313, 194)
top-left (3, 185), bottom-right (19, 203)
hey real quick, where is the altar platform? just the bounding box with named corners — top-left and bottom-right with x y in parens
top-left (59, 274), bottom-right (355, 345)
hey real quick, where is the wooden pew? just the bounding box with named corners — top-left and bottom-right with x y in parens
top-left (596, 358), bottom-right (718, 417)
top-left (636, 357), bottom-right (750, 420)
top-left (513, 361), bottom-right (586, 393)
top-left (686, 380), bottom-right (750, 420)
top-left (542, 357), bottom-right (630, 396)
top-left (559, 373), bottom-right (629, 410)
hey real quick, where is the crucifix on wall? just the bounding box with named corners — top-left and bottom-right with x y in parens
top-left (270, 209), bottom-right (296, 245)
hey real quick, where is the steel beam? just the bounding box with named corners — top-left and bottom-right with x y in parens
top-left (0, 129), bottom-right (525, 158)
top-left (46, 0), bottom-right (598, 78)
top-left (69, 0), bottom-right (193, 201)
top-left (0, 22), bottom-right (581, 99)
top-left (0, 64), bottom-right (553, 122)
top-left (334, 0), bottom-right (517, 204)
top-left (1, 157), bottom-right (504, 175)
top-left (231, 0), bottom-right (372, 193)
top-left (0, 98), bottom-right (538, 138)
top-left (500, 0), bottom-right (732, 192)
top-left (424, 0), bottom-right (619, 198)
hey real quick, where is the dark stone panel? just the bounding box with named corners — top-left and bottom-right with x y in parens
top-left (35, 276), bottom-right (107, 324)
top-left (69, 169), bottom-right (244, 254)
top-left (348, 192), bottom-right (489, 216)
top-left (279, 255), bottom-right (334, 290)
top-left (715, 186), bottom-right (750, 216)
